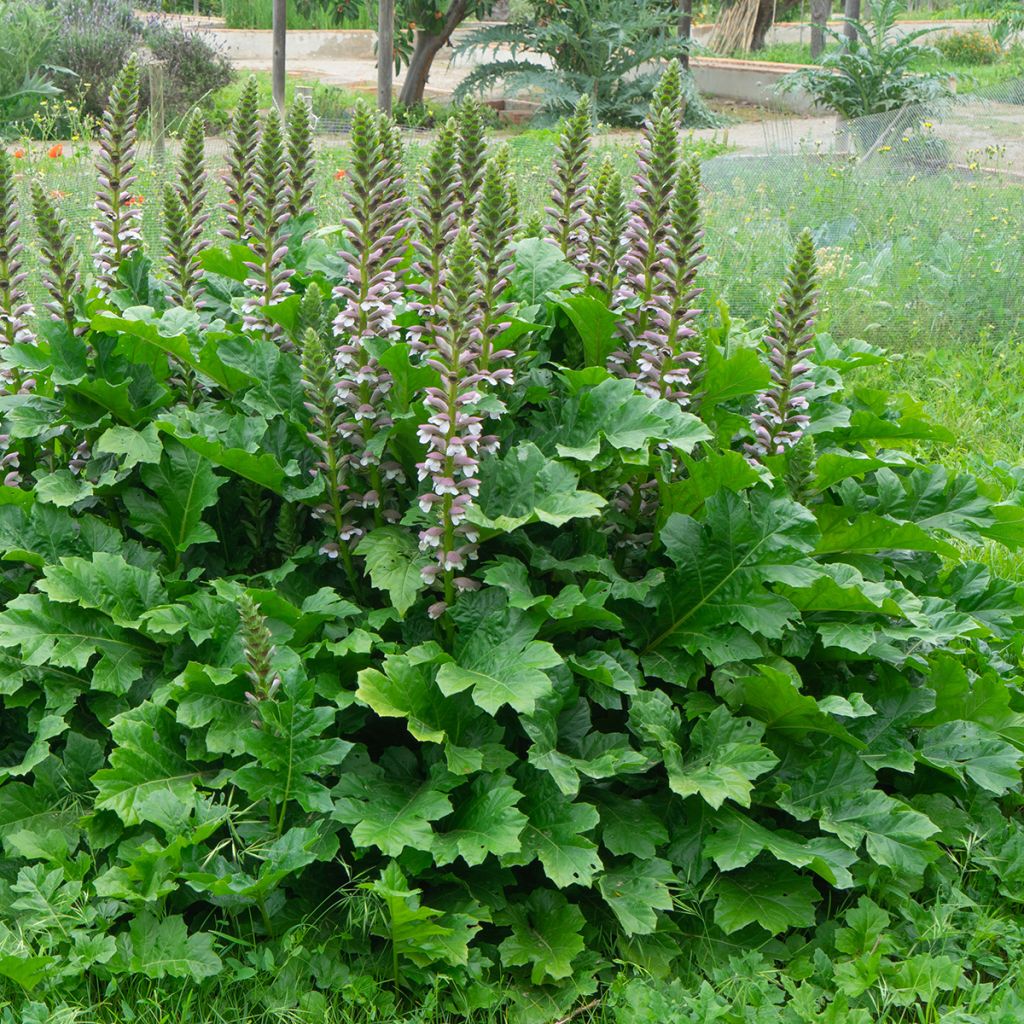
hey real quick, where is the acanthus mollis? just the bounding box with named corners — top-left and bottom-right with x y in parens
top-left (409, 118), bottom-right (459, 334)
top-left (92, 55), bottom-right (142, 294)
top-left (584, 154), bottom-right (627, 295)
top-left (456, 98), bottom-right (488, 226)
top-left (220, 75), bottom-right (260, 244)
top-left (330, 102), bottom-right (410, 543)
top-left (30, 181), bottom-right (80, 334)
top-left (747, 229), bottom-right (819, 458)
top-left (546, 93), bottom-right (592, 268)
top-left (635, 154), bottom-right (705, 408)
top-left (473, 146), bottom-right (518, 383)
top-left (0, 151), bottom-right (35, 356)
top-left (609, 62), bottom-right (683, 382)
top-left (415, 227), bottom-right (508, 619)
top-left (242, 108), bottom-right (294, 343)
top-left (285, 93), bottom-right (316, 222)
top-left (162, 109), bottom-right (209, 311)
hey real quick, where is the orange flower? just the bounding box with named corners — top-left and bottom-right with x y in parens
top-left (48, 143), bottom-right (63, 158)
top-left (126, 194), bottom-right (144, 206)
top-left (334, 169), bottom-right (347, 180)
top-left (49, 189), bottom-right (67, 199)
top-left (12, 148), bottom-right (25, 159)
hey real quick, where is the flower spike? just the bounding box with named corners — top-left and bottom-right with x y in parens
top-left (286, 94), bottom-right (316, 221)
top-left (456, 97), bottom-right (488, 225)
top-left (547, 94), bottom-right (592, 267)
top-left (747, 229), bottom-right (819, 458)
top-left (92, 56), bottom-right (143, 293)
top-left (0, 151), bottom-right (35, 352)
top-left (584, 155), bottom-right (627, 294)
top-left (30, 181), bottom-right (80, 333)
top-left (221, 75), bottom-right (261, 244)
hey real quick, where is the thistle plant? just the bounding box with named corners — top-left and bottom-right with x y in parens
top-left (636, 155), bottom-right (705, 408)
top-left (410, 118), bottom-right (459, 333)
top-left (474, 147), bottom-right (518, 381)
top-left (748, 230), bottom-right (819, 458)
top-left (584, 155), bottom-right (627, 294)
top-left (30, 182), bottom-right (80, 334)
top-left (286, 95), bottom-right (316, 222)
top-left (609, 63), bottom-right (683, 381)
top-left (330, 103), bottom-right (409, 543)
top-left (415, 227), bottom-right (497, 618)
top-left (92, 55), bottom-right (142, 294)
top-left (161, 110), bottom-right (208, 310)
top-left (546, 94), bottom-right (592, 267)
top-left (242, 108), bottom-right (294, 342)
top-left (221, 75), bottom-right (261, 244)
top-left (456, 98), bottom-right (488, 225)
top-left (0, 152), bottom-right (35, 353)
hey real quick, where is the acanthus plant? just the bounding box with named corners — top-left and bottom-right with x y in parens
top-left (0, 61), bottom-right (1023, 1024)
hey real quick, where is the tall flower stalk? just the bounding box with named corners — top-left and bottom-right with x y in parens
top-left (162, 110), bottom-right (208, 310)
top-left (30, 182), bottom-right (80, 334)
top-left (92, 55), bottom-right (142, 293)
top-left (584, 155), bottom-right (627, 295)
top-left (330, 102), bottom-right (409, 545)
top-left (221, 75), bottom-right (261, 244)
top-left (456, 98), bottom-right (487, 226)
top-left (636, 155), bottom-right (705, 408)
top-left (242, 108), bottom-right (294, 342)
top-left (474, 146), bottom-right (518, 381)
top-left (0, 151), bottom-right (35, 354)
top-left (415, 227), bottom-right (495, 618)
top-left (546, 94), bottom-right (592, 268)
top-left (747, 230), bottom-right (819, 458)
top-left (410, 119), bottom-right (459, 331)
top-left (609, 63), bottom-right (683, 381)
top-left (286, 94), bottom-right (316, 221)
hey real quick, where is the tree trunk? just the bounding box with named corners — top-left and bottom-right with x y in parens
top-left (678, 0), bottom-right (692, 70)
top-left (810, 0), bottom-right (830, 57)
top-left (750, 0), bottom-right (776, 50)
top-left (843, 0), bottom-right (860, 43)
top-left (397, 0), bottom-right (469, 107)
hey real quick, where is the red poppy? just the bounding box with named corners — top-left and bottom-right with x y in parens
top-left (49, 189), bottom-right (67, 199)
top-left (12, 148), bottom-right (25, 159)
top-left (48, 143), bottom-right (63, 158)
top-left (334, 169), bottom-right (347, 180)
top-left (126, 194), bottom-right (144, 206)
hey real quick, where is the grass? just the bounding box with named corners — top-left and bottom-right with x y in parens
top-left (220, 0), bottom-right (377, 30)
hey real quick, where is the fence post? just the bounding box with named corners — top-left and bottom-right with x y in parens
top-left (149, 61), bottom-right (166, 165)
top-left (273, 0), bottom-right (287, 116)
top-left (378, 0), bottom-right (395, 115)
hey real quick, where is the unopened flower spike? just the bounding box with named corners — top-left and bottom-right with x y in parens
top-left (456, 97), bottom-right (487, 225)
top-left (92, 56), bottom-right (143, 294)
top-left (0, 151), bottom-right (36, 357)
top-left (415, 226), bottom-right (504, 616)
top-left (410, 118), bottom-right (459, 330)
top-left (584, 154), bottom-right (627, 295)
top-left (242, 107), bottom-right (294, 343)
top-left (331, 102), bottom-right (409, 545)
top-left (221, 75), bottom-right (261, 244)
top-left (546, 93), bottom-right (592, 267)
top-left (286, 94), bottom-right (316, 221)
top-left (636, 154), bottom-right (706, 408)
top-left (474, 146), bottom-right (518, 382)
top-left (747, 229), bottom-right (819, 459)
top-left (162, 110), bottom-right (209, 310)
top-left (238, 591), bottom-right (281, 704)
top-left (609, 63), bottom-right (683, 382)
top-left (30, 180), bottom-right (80, 334)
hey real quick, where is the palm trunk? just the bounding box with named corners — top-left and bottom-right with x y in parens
top-left (397, 0), bottom-right (470, 107)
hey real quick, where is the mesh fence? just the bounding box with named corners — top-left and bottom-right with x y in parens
top-left (11, 80), bottom-right (1024, 349)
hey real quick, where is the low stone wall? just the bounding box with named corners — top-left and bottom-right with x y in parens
top-left (689, 57), bottom-right (819, 113)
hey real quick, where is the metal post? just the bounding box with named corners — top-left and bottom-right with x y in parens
top-left (378, 0), bottom-right (395, 115)
top-left (149, 61), bottom-right (166, 164)
top-left (272, 0), bottom-right (287, 116)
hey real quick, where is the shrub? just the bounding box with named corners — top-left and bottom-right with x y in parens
top-left (143, 23), bottom-right (234, 116)
top-left (936, 29), bottom-right (1003, 65)
top-left (1, 64), bottom-right (1024, 1020)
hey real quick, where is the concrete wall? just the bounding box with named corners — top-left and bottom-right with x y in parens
top-left (689, 57), bottom-right (820, 113)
